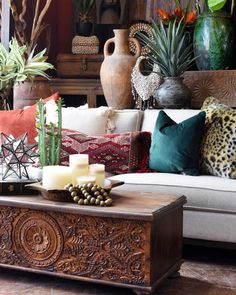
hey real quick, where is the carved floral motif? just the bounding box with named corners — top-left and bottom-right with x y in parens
top-left (13, 211), bottom-right (63, 268)
top-left (221, 78), bottom-right (236, 98)
top-left (55, 215), bottom-right (150, 285)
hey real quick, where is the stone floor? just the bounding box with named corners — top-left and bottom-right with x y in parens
top-left (0, 245), bottom-right (236, 295)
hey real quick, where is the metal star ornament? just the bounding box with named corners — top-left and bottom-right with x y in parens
top-left (1, 133), bottom-right (37, 180)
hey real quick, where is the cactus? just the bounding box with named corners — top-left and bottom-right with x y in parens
top-left (36, 98), bottom-right (62, 167)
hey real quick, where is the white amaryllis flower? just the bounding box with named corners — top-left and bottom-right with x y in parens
top-left (45, 99), bottom-right (58, 125)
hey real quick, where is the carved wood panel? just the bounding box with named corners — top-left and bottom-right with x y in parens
top-left (183, 70), bottom-right (236, 108)
top-left (0, 206), bottom-right (151, 286)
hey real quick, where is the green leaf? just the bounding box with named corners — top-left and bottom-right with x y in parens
top-left (208, 0), bottom-right (227, 10)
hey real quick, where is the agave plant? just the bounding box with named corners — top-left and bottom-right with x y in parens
top-left (73, 0), bottom-right (95, 22)
top-left (139, 18), bottom-right (197, 77)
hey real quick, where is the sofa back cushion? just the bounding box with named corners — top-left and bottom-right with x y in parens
top-left (109, 109), bottom-right (143, 133)
top-left (61, 106), bottom-right (113, 135)
top-left (141, 109), bottom-right (200, 133)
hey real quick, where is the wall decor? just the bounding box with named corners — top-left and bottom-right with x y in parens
top-left (129, 22), bottom-right (153, 56)
top-left (1, 133), bottom-right (37, 180)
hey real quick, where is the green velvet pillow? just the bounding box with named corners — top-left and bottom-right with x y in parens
top-left (149, 110), bottom-right (206, 175)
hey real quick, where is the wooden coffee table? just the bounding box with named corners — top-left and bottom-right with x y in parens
top-left (0, 190), bottom-right (186, 294)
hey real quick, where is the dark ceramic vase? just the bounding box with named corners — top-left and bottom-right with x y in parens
top-left (193, 11), bottom-right (234, 70)
top-left (154, 77), bottom-right (191, 109)
top-left (76, 22), bottom-right (93, 36)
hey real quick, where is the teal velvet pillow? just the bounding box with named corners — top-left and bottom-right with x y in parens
top-left (149, 110), bottom-right (206, 175)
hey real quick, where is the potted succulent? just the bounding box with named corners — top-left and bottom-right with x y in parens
top-left (139, 18), bottom-right (197, 108)
top-left (0, 38), bottom-right (54, 110)
top-left (73, 0), bottom-right (95, 36)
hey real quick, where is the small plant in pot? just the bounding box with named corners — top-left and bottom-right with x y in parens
top-left (139, 18), bottom-right (197, 109)
top-left (0, 38), bottom-right (54, 109)
top-left (73, 0), bottom-right (95, 36)
top-left (10, 38), bottom-right (54, 110)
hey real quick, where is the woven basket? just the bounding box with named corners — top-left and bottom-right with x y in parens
top-left (72, 35), bottom-right (99, 54)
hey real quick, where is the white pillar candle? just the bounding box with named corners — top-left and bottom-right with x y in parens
top-left (42, 166), bottom-right (72, 190)
top-left (76, 176), bottom-right (96, 186)
top-left (89, 164), bottom-right (105, 187)
top-left (69, 154), bottom-right (89, 185)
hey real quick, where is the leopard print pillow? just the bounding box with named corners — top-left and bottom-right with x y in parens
top-left (200, 97), bottom-right (236, 179)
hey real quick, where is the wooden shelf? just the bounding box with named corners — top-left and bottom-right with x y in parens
top-left (49, 78), bottom-right (103, 108)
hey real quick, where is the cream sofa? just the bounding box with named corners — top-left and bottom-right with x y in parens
top-left (59, 106), bottom-right (236, 247)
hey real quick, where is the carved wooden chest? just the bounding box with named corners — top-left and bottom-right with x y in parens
top-left (57, 53), bottom-right (104, 78)
top-left (0, 190), bottom-right (186, 294)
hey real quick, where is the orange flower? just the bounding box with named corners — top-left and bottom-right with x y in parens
top-left (157, 8), bottom-right (170, 21)
top-left (174, 7), bottom-right (183, 18)
top-left (185, 11), bottom-right (197, 24)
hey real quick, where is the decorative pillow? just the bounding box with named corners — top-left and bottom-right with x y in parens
top-left (0, 93), bottom-right (59, 144)
top-left (200, 97), bottom-right (236, 178)
top-left (61, 106), bottom-right (114, 135)
top-left (60, 129), bottom-right (151, 174)
top-left (149, 110), bottom-right (206, 175)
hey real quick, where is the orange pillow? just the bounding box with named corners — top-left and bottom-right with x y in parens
top-left (0, 92), bottom-right (59, 144)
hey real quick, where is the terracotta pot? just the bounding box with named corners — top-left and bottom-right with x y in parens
top-left (154, 77), bottom-right (191, 109)
top-left (13, 77), bottom-right (53, 109)
top-left (100, 29), bottom-right (141, 109)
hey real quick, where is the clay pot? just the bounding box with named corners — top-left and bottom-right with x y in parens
top-left (13, 77), bottom-right (52, 109)
top-left (100, 29), bottom-right (141, 109)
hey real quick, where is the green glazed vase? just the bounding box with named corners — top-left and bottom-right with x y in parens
top-left (193, 11), bottom-right (234, 70)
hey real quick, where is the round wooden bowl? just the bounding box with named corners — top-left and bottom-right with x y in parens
top-left (26, 179), bottom-right (124, 202)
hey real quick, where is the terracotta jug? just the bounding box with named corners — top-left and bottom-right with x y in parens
top-left (100, 29), bottom-right (141, 109)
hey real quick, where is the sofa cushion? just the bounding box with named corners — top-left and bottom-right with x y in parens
top-left (60, 129), bottom-right (151, 174)
top-left (47, 106), bottom-right (113, 135)
top-left (141, 109), bottom-right (200, 133)
top-left (201, 97), bottom-right (236, 179)
top-left (149, 110), bottom-right (206, 175)
top-left (110, 172), bottom-right (236, 243)
top-left (109, 109), bottom-right (143, 133)
top-left (0, 92), bottom-right (59, 144)
top-left (109, 172), bottom-right (236, 211)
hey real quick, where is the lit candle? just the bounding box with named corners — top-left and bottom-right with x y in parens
top-left (69, 154), bottom-right (89, 185)
top-left (42, 166), bottom-right (72, 190)
top-left (89, 164), bottom-right (105, 187)
top-left (76, 176), bottom-right (96, 186)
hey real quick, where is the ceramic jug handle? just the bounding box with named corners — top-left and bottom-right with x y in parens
top-left (104, 37), bottom-right (115, 58)
top-left (129, 37), bottom-right (141, 58)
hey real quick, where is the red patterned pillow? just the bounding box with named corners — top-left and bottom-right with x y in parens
top-left (60, 129), bottom-right (151, 174)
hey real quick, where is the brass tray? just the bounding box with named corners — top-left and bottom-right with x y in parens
top-left (25, 179), bottom-right (124, 202)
